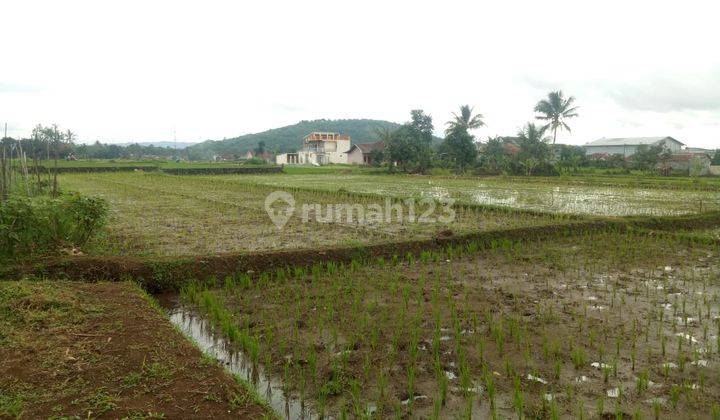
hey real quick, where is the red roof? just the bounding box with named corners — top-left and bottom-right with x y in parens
top-left (588, 152), bottom-right (611, 160)
top-left (503, 143), bottom-right (520, 155)
top-left (304, 132), bottom-right (350, 141)
top-left (670, 152), bottom-right (710, 162)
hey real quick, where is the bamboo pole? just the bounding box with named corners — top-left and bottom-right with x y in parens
top-left (1, 145), bottom-right (7, 202)
top-left (52, 127), bottom-right (59, 197)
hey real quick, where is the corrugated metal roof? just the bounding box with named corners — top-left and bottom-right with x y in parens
top-left (584, 136), bottom-right (684, 147)
top-left (347, 141), bottom-right (385, 154)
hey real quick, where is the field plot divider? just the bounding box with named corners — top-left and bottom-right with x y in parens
top-left (2, 213), bottom-right (706, 290)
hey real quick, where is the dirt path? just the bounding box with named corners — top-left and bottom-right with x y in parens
top-left (0, 280), bottom-right (272, 419)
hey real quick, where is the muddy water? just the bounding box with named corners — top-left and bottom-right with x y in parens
top-left (158, 295), bottom-right (317, 420)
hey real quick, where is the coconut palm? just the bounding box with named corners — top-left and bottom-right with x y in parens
top-left (534, 91), bottom-right (578, 144)
top-left (517, 122), bottom-right (552, 168)
top-left (445, 105), bottom-right (485, 135)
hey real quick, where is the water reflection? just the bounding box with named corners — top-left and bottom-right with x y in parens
top-left (163, 297), bottom-right (317, 420)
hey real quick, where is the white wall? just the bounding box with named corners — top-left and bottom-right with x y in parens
top-left (584, 145), bottom-right (639, 157)
top-left (325, 151), bottom-right (347, 164)
top-left (659, 138), bottom-right (683, 152)
top-left (584, 139), bottom-right (683, 157)
top-left (281, 138), bottom-right (354, 165)
top-left (347, 147), bottom-right (364, 164)
top-left (276, 153), bottom-right (289, 165)
top-left (336, 139), bottom-right (351, 153)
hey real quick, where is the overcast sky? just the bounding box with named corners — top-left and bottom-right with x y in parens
top-left (1, 0), bottom-right (719, 148)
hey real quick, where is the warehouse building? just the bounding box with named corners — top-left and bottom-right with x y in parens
top-left (583, 136), bottom-right (684, 157)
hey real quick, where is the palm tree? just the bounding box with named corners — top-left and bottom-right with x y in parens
top-left (445, 105), bottom-right (485, 135)
top-left (517, 122), bottom-right (552, 168)
top-left (534, 91), bottom-right (578, 144)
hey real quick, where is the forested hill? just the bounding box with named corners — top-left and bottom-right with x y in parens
top-left (186, 119), bottom-right (402, 158)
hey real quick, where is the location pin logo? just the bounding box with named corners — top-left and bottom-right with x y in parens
top-left (264, 191), bottom-right (295, 230)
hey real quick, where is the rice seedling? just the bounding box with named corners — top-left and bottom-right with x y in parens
top-left (164, 228), bottom-right (720, 419)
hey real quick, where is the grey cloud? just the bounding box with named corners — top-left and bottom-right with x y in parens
top-left (601, 69), bottom-right (720, 113)
top-left (523, 68), bottom-right (720, 114)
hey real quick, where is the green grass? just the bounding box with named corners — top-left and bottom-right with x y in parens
top-left (59, 172), bottom-right (563, 257)
top-left (33, 159), bottom-right (161, 168)
top-left (674, 226), bottom-right (720, 243)
top-left (31, 159), bottom-right (275, 169)
top-left (282, 164), bottom-right (386, 175)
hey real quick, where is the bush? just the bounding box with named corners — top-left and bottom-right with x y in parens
top-left (531, 162), bottom-right (560, 176)
top-left (0, 193), bottom-right (108, 259)
top-left (244, 157), bottom-right (266, 165)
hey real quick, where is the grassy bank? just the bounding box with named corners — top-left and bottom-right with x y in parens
top-left (0, 280), bottom-right (272, 419)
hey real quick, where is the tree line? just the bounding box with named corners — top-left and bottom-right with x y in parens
top-left (372, 91), bottom-right (716, 176)
top-left (376, 90), bottom-right (581, 175)
top-left (1, 124), bottom-right (184, 162)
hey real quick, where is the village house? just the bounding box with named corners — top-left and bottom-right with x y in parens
top-left (277, 132), bottom-right (386, 166)
top-left (583, 136), bottom-right (684, 157)
top-left (475, 137), bottom-right (521, 156)
top-left (276, 132), bottom-right (351, 165)
top-left (346, 141), bottom-right (386, 165)
top-left (243, 150), bottom-right (274, 162)
top-left (659, 151), bottom-right (712, 176)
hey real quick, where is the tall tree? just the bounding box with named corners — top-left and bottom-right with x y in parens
top-left (254, 140), bottom-right (266, 155)
top-left (534, 90), bottom-right (578, 144)
top-left (442, 105), bottom-right (482, 172)
top-left (633, 144), bottom-right (665, 171)
top-left (445, 105), bottom-right (485, 134)
top-left (373, 126), bottom-right (394, 148)
top-left (386, 110), bottom-right (434, 173)
top-left (442, 130), bottom-right (476, 172)
top-left (373, 127), bottom-right (394, 168)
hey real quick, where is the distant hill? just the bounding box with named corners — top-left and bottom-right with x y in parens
top-left (187, 119), bottom-right (404, 158)
top-left (116, 141), bottom-right (197, 149)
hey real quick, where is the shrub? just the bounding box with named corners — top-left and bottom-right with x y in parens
top-left (0, 193), bottom-right (108, 259)
top-left (244, 157), bottom-right (266, 165)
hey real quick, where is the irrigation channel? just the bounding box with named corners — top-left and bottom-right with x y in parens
top-left (157, 294), bottom-right (318, 419)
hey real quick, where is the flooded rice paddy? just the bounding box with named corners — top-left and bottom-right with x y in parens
top-left (222, 173), bottom-right (720, 216)
top-left (173, 232), bottom-right (720, 418)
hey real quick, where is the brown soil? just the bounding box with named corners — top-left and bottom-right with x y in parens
top-left (0, 281), bottom-right (270, 419)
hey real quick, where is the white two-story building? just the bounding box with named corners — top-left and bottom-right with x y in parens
top-left (276, 132), bottom-right (351, 165)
